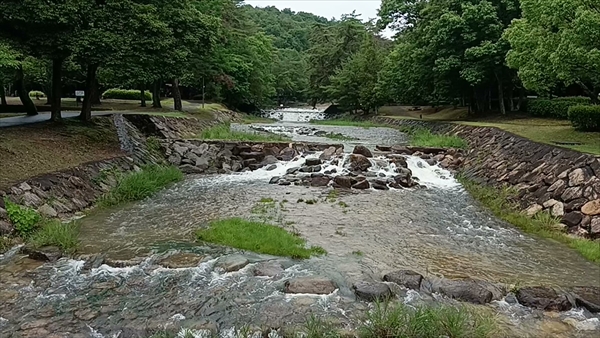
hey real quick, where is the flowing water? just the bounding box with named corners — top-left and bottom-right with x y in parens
top-left (1, 113), bottom-right (600, 337)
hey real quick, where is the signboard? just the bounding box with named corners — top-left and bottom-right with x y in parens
top-left (75, 90), bottom-right (85, 97)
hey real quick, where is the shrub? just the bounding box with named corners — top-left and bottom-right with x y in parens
top-left (4, 199), bottom-right (40, 236)
top-left (102, 88), bottom-right (152, 101)
top-left (409, 128), bottom-right (468, 149)
top-left (568, 105), bottom-right (600, 131)
top-left (28, 90), bottom-right (46, 98)
top-left (30, 220), bottom-right (79, 253)
top-left (553, 96), bottom-right (592, 104)
top-left (528, 98), bottom-right (590, 119)
top-left (98, 165), bottom-right (183, 207)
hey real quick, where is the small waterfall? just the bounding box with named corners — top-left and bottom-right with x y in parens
top-left (113, 114), bottom-right (136, 154)
top-left (262, 107), bottom-right (326, 122)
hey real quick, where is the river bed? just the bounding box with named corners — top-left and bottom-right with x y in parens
top-left (1, 117), bottom-right (599, 338)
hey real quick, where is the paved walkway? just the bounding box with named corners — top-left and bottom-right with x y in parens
top-left (0, 111), bottom-right (116, 128)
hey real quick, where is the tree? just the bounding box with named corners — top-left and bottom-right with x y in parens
top-left (505, 0), bottom-right (600, 103)
top-left (327, 34), bottom-right (386, 114)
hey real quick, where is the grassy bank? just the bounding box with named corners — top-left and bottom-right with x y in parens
top-left (98, 165), bottom-right (183, 208)
top-left (196, 217), bottom-right (326, 259)
top-left (198, 123), bottom-right (290, 142)
top-left (458, 175), bottom-right (600, 263)
top-left (407, 127), bottom-right (468, 149)
top-left (29, 220), bottom-right (79, 253)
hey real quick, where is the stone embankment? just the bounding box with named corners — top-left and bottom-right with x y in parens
top-left (375, 117), bottom-right (600, 239)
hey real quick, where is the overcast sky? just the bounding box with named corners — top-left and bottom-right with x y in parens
top-left (245, 0), bottom-right (382, 21)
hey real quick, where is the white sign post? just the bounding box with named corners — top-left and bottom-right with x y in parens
top-left (75, 90), bottom-right (85, 106)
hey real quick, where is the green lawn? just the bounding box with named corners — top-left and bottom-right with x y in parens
top-left (197, 123), bottom-right (290, 142)
top-left (384, 115), bottom-right (600, 155)
top-left (196, 218), bottom-right (326, 259)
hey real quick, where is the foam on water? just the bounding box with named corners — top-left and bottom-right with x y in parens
top-left (263, 107), bottom-right (326, 122)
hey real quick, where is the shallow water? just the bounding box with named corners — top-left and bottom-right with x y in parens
top-left (1, 116), bottom-right (599, 337)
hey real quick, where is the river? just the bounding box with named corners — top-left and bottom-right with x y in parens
top-left (1, 109), bottom-right (599, 337)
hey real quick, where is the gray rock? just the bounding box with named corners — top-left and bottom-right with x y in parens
top-left (376, 145), bottom-right (392, 152)
top-left (26, 246), bottom-right (62, 262)
top-left (568, 168), bottom-right (589, 186)
top-left (551, 202), bottom-right (565, 217)
top-left (353, 281), bottom-right (393, 302)
top-left (0, 220), bottom-right (13, 235)
top-left (159, 253), bottom-right (205, 269)
top-left (371, 182), bottom-right (389, 190)
top-left (284, 277), bottom-right (337, 294)
top-left (231, 161), bottom-right (243, 172)
top-left (195, 156), bottom-right (210, 170)
top-left (319, 147), bottom-right (337, 161)
top-left (37, 204), bottom-right (58, 218)
top-left (278, 180), bottom-right (291, 186)
top-left (353, 146), bottom-right (373, 158)
top-left (173, 144), bottom-right (189, 156)
top-left (254, 261), bottom-right (284, 277)
top-left (505, 293), bottom-right (518, 304)
top-left (383, 270), bottom-right (423, 290)
top-left (570, 286), bottom-right (600, 313)
top-left (561, 187), bottom-right (583, 202)
top-left (179, 164), bottom-right (203, 174)
top-left (348, 154), bottom-right (372, 172)
top-left (279, 147), bottom-right (297, 161)
top-left (168, 153), bottom-right (182, 165)
top-left (266, 164), bottom-right (277, 171)
top-left (352, 180), bottom-right (370, 190)
top-left (286, 167), bottom-right (300, 175)
top-left (526, 204), bottom-right (543, 216)
top-left (186, 152), bottom-right (199, 164)
top-left (431, 279), bottom-right (500, 304)
top-left (334, 176), bottom-right (353, 189)
top-left (516, 287), bottom-right (572, 311)
top-left (269, 176), bottom-right (281, 184)
top-left (562, 212), bottom-right (583, 227)
top-left (305, 158), bottom-right (322, 166)
top-left (215, 255), bottom-right (249, 273)
top-left (192, 143), bottom-right (209, 155)
top-left (240, 152), bottom-right (265, 162)
top-left (18, 182), bottom-right (32, 191)
top-left (543, 199), bottom-right (559, 208)
top-left (22, 192), bottom-right (43, 207)
top-left (548, 179), bottom-right (566, 192)
top-left (262, 155), bottom-right (279, 165)
top-left (311, 176), bottom-right (331, 187)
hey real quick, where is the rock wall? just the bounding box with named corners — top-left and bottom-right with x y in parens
top-left (375, 117), bottom-right (600, 239)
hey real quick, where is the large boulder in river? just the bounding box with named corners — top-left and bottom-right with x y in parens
top-left (348, 154), bottom-right (372, 172)
top-left (516, 287), bottom-right (572, 311)
top-left (24, 246), bottom-right (62, 262)
top-left (160, 253), bottom-right (205, 269)
top-left (352, 180), bottom-right (370, 190)
top-left (215, 255), bottom-right (249, 272)
top-left (353, 145), bottom-right (373, 158)
top-left (334, 176), bottom-right (354, 189)
top-left (279, 147), bottom-right (297, 161)
top-left (383, 270), bottom-right (423, 290)
top-left (570, 286), bottom-right (600, 313)
top-left (425, 278), bottom-right (503, 304)
top-left (305, 158), bottom-right (322, 166)
top-left (254, 261), bottom-right (285, 278)
top-left (353, 281), bottom-right (393, 302)
top-left (320, 147), bottom-right (337, 161)
top-left (284, 277), bottom-right (337, 294)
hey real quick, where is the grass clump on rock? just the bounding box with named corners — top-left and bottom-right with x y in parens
top-left (359, 302), bottom-right (499, 338)
top-left (458, 175), bottom-right (600, 263)
top-left (196, 218), bottom-right (326, 259)
top-left (98, 165), bottom-right (183, 208)
top-left (199, 123), bottom-right (290, 142)
top-left (29, 220), bottom-right (79, 253)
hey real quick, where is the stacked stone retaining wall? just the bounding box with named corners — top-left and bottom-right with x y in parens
top-left (375, 117), bottom-right (600, 238)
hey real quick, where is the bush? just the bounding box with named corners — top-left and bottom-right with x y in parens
top-left (527, 99), bottom-right (588, 119)
top-left (28, 90), bottom-right (46, 98)
top-left (4, 199), bottom-right (40, 236)
top-left (102, 88), bottom-right (152, 101)
top-left (409, 127), bottom-right (468, 149)
top-left (97, 165), bottom-right (183, 207)
top-left (568, 105), bottom-right (600, 131)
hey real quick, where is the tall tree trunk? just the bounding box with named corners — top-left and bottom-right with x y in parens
top-left (80, 64), bottom-right (99, 122)
top-left (152, 80), bottom-right (162, 108)
top-left (172, 78), bottom-right (182, 111)
top-left (517, 87), bottom-right (525, 111)
top-left (576, 81), bottom-right (599, 104)
top-left (14, 66), bottom-right (38, 116)
top-left (92, 79), bottom-right (101, 105)
top-left (495, 72), bottom-right (506, 115)
top-left (0, 83), bottom-right (6, 105)
top-left (488, 87), bottom-right (492, 111)
top-left (50, 58), bottom-right (63, 122)
top-left (140, 84), bottom-right (146, 107)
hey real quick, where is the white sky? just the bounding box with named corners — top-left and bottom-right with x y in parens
top-left (244, 0), bottom-right (383, 21)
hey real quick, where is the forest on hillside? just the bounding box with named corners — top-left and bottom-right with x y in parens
top-left (0, 0), bottom-right (598, 122)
